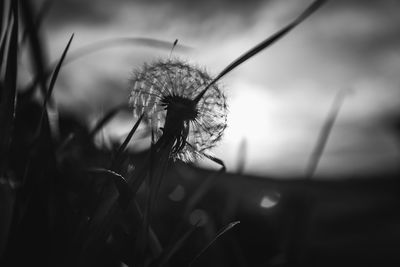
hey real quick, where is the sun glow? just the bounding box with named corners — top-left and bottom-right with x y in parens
top-left (226, 82), bottom-right (275, 142)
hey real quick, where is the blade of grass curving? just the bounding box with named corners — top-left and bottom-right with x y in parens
top-left (110, 113), bottom-right (144, 170)
top-left (186, 142), bottom-right (226, 171)
top-left (19, 0), bottom-right (48, 96)
top-left (0, 0), bottom-right (11, 73)
top-left (37, 33), bottom-right (74, 137)
top-left (306, 89), bottom-right (348, 178)
top-left (188, 221), bottom-right (241, 266)
top-left (0, 0), bottom-right (13, 78)
top-left (0, 0), bottom-right (18, 175)
top-left (194, 0), bottom-right (327, 103)
top-left (0, 14), bottom-right (10, 81)
top-left (85, 168), bottom-right (133, 204)
top-left (21, 37), bottom-right (193, 96)
top-left (0, 0), bottom-right (11, 42)
top-left (0, 30), bottom-right (8, 79)
top-left (88, 104), bottom-right (126, 140)
top-left (202, 153), bottom-right (226, 171)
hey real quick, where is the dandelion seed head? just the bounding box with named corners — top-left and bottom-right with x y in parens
top-left (129, 59), bottom-right (228, 162)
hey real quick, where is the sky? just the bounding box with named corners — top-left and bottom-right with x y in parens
top-left (30, 0), bottom-right (400, 177)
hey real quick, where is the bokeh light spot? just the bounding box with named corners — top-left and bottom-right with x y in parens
top-left (260, 192), bottom-right (281, 209)
top-left (168, 184), bottom-right (185, 202)
top-left (189, 209), bottom-right (208, 227)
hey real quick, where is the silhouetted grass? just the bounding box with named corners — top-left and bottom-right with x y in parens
top-left (306, 89), bottom-right (349, 179)
top-left (0, 1), bottom-right (364, 267)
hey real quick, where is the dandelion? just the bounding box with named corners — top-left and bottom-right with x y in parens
top-left (128, 0), bottom-right (325, 163)
top-left (129, 59), bottom-right (228, 162)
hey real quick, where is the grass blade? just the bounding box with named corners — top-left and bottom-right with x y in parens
top-left (0, 0), bottom-right (18, 175)
top-left (0, 26), bottom-right (9, 79)
top-left (188, 221), bottom-right (240, 266)
top-left (110, 113), bottom-right (144, 170)
top-left (306, 89), bottom-right (348, 178)
top-left (0, 0), bottom-right (11, 45)
top-left (19, 0), bottom-right (48, 96)
top-left (37, 33), bottom-right (74, 137)
top-left (85, 168), bottom-right (132, 204)
top-left (202, 153), bottom-right (226, 171)
top-left (0, 0), bottom-right (6, 39)
top-left (194, 0), bottom-right (327, 102)
top-left (0, 0), bottom-right (11, 73)
top-left (88, 104), bottom-right (126, 140)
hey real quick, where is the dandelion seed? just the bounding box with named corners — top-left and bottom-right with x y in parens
top-left (129, 59), bottom-right (227, 162)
